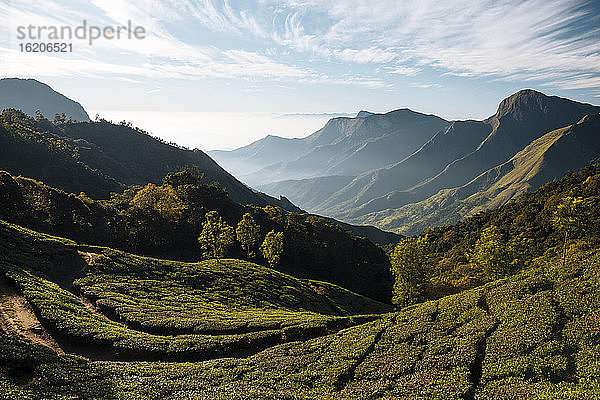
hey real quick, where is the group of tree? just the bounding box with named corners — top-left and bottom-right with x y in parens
top-left (52, 112), bottom-right (75, 124)
top-left (389, 166), bottom-right (598, 309)
top-left (198, 210), bottom-right (284, 268)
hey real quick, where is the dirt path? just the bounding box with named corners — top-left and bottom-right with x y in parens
top-left (0, 280), bottom-right (64, 354)
top-left (80, 295), bottom-right (115, 323)
top-left (78, 251), bottom-right (101, 266)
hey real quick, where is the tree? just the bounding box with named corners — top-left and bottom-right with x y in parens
top-left (468, 225), bottom-right (511, 279)
top-left (34, 109), bottom-right (44, 122)
top-left (126, 184), bottom-right (188, 249)
top-left (390, 236), bottom-right (428, 308)
top-left (198, 211), bottom-right (235, 260)
top-left (260, 230), bottom-right (284, 269)
top-left (53, 112), bottom-right (66, 124)
top-left (129, 183), bottom-right (186, 223)
top-left (553, 196), bottom-right (586, 266)
top-left (236, 213), bottom-right (260, 258)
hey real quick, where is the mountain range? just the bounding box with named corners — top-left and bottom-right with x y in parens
top-left (2, 77), bottom-right (600, 398)
top-left (0, 80), bottom-right (400, 246)
top-left (214, 90), bottom-right (600, 234)
top-left (0, 78), bottom-right (90, 121)
top-left (209, 108), bottom-right (449, 185)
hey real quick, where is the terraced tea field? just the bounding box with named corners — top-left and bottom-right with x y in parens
top-left (1, 220), bottom-right (599, 399)
top-left (0, 221), bottom-right (388, 361)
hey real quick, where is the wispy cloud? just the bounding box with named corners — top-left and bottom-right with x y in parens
top-left (410, 82), bottom-right (443, 89)
top-left (388, 66), bottom-right (421, 77)
top-left (1, 0), bottom-right (599, 92)
top-left (265, 0), bottom-right (600, 89)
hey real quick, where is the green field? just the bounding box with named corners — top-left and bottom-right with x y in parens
top-left (0, 221), bottom-right (389, 362)
top-left (0, 218), bottom-right (599, 398)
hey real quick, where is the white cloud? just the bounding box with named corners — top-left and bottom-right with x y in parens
top-left (269, 0), bottom-right (600, 89)
top-left (2, 0), bottom-right (599, 92)
top-left (410, 82), bottom-right (442, 89)
top-left (388, 66), bottom-right (421, 77)
top-left (333, 47), bottom-right (396, 64)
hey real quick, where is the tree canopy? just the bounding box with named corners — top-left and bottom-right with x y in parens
top-left (468, 225), bottom-right (512, 280)
top-left (198, 211), bottom-right (235, 260)
top-left (236, 213), bottom-right (261, 258)
top-left (260, 230), bottom-right (284, 269)
top-left (390, 236), bottom-right (428, 308)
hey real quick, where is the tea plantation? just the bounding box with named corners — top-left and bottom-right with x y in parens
top-left (1, 218), bottom-right (599, 398)
top-left (0, 220), bottom-right (388, 361)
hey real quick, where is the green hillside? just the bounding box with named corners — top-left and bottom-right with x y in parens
top-left (0, 170), bottom-right (393, 302)
top-left (0, 109), bottom-right (298, 211)
top-left (381, 163), bottom-right (600, 302)
top-left (1, 230), bottom-right (598, 398)
top-left (0, 220), bottom-right (390, 361)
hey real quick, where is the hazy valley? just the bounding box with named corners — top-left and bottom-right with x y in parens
top-left (0, 77), bottom-right (599, 399)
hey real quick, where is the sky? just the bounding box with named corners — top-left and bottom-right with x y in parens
top-left (1, 0), bottom-right (600, 150)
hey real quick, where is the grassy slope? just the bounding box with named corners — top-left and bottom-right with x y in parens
top-left (1, 247), bottom-right (598, 399)
top-left (0, 220), bottom-right (390, 362)
top-left (0, 109), bottom-right (299, 212)
top-left (0, 171), bottom-right (394, 301)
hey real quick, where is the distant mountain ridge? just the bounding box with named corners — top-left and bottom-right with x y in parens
top-left (210, 108), bottom-right (449, 186)
top-left (318, 90), bottom-right (600, 219)
top-left (208, 135), bottom-right (310, 178)
top-left (0, 78), bottom-right (90, 121)
top-left (0, 108), bottom-right (299, 213)
top-left (246, 90), bottom-right (600, 233)
top-left (358, 112), bottom-right (600, 234)
top-left (356, 110), bottom-right (374, 118)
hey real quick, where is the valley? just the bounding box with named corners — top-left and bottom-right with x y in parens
top-left (0, 78), bottom-right (599, 399)
top-left (217, 90), bottom-right (600, 234)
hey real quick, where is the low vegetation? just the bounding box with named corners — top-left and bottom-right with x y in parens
top-left (0, 220), bottom-right (389, 363)
top-left (1, 241), bottom-right (598, 398)
top-left (388, 164), bottom-right (600, 302)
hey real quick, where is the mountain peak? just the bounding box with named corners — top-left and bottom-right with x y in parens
top-left (494, 89), bottom-right (600, 127)
top-left (356, 110), bottom-right (374, 118)
top-left (495, 89), bottom-right (551, 120)
top-left (0, 77), bottom-right (90, 121)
